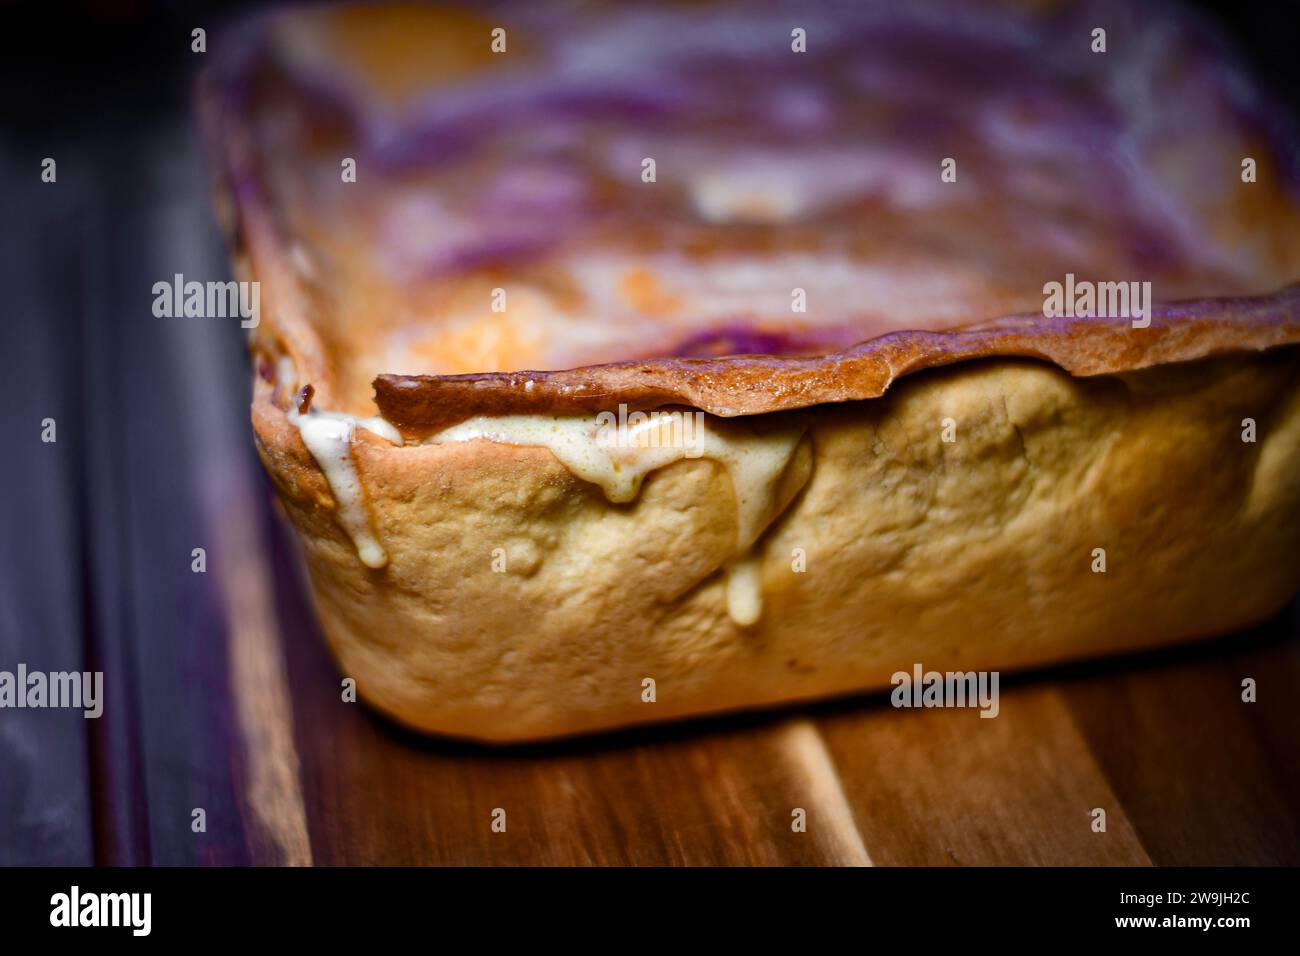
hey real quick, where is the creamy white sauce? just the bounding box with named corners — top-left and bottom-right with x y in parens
top-left (429, 412), bottom-right (804, 625)
top-left (289, 409), bottom-right (401, 569)
top-left (281, 375), bottom-right (801, 623)
top-left (724, 555), bottom-right (764, 628)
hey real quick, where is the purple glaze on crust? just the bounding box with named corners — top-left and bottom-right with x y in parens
top-left (666, 323), bottom-right (865, 359)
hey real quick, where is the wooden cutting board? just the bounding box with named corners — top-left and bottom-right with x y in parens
top-left (3, 118), bottom-right (1298, 868)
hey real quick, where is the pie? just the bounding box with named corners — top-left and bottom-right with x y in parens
top-left (201, 1), bottom-right (1300, 740)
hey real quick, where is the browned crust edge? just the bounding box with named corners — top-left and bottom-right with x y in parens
top-left (375, 284), bottom-right (1300, 436)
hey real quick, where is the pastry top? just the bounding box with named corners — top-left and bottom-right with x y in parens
top-left (202, 0), bottom-right (1300, 421)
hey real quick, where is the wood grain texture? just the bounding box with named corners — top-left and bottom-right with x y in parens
top-left (817, 684), bottom-right (1151, 866)
top-left (1060, 615), bottom-right (1300, 865)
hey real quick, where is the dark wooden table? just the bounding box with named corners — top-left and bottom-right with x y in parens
top-left (3, 53), bottom-right (1299, 869)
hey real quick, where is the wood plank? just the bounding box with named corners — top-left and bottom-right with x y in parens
top-left (129, 128), bottom-right (309, 866)
top-left (59, 119), bottom-right (290, 865)
top-left (816, 682), bottom-right (1152, 866)
top-left (1059, 617), bottom-right (1300, 865)
top-left (0, 152), bottom-right (96, 866)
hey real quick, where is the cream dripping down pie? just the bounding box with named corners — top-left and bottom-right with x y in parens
top-left (200, 0), bottom-right (1300, 741)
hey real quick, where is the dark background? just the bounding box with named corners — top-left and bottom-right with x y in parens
top-left (1, 1), bottom-right (1298, 867)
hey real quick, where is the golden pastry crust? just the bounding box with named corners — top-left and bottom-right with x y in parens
top-left (207, 1), bottom-right (1300, 741)
top-left (254, 348), bottom-right (1300, 741)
